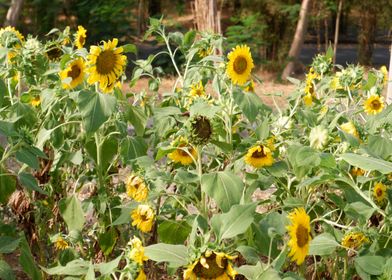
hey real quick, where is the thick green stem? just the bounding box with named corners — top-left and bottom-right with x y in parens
top-left (94, 132), bottom-right (104, 189)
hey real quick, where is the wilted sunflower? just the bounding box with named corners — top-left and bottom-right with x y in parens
top-left (30, 96), bottom-right (41, 107)
top-left (373, 182), bottom-right (387, 204)
top-left (131, 204), bottom-right (155, 233)
top-left (54, 236), bottom-right (69, 251)
top-left (74, 25), bottom-right (87, 49)
top-left (183, 251), bottom-right (237, 280)
top-left (226, 45), bottom-right (254, 85)
top-left (340, 121), bottom-right (359, 139)
top-left (244, 144), bottom-right (274, 168)
top-left (46, 44), bottom-right (63, 61)
top-left (341, 231), bottom-right (369, 250)
top-left (168, 138), bottom-right (197, 165)
top-left (59, 58), bottom-right (85, 89)
top-left (190, 115), bottom-right (213, 145)
top-left (363, 94), bottom-right (384, 115)
top-left (190, 81), bottom-right (205, 97)
top-left (126, 174), bottom-right (148, 202)
top-left (0, 26), bottom-right (24, 48)
top-left (128, 236), bottom-right (148, 265)
top-left (87, 38), bottom-right (127, 89)
top-left (287, 208), bottom-right (312, 265)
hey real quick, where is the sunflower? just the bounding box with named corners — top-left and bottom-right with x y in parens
top-left (87, 38), bottom-right (127, 90)
top-left (303, 93), bottom-right (313, 106)
top-left (136, 270), bottom-right (147, 280)
top-left (363, 94), bottom-right (384, 115)
top-left (380, 66), bottom-right (388, 85)
top-left (244, 144), bottom-right (274, 168)
top-left (350, 167), bottom-right (365, 177)
top-left (183, 251), bottom-right (237, 280)
top-left (198, 46), bottom-right (213, 58)
top-left (100, 79), bottom-right (121, 93)
top-left (131, 204), bottom-right (155, 233)
top-left (74, 25), bottom-right (87, 49)
top-left (244, 79), bottom-right (255, 93)
top-left (190, 81), bottom-right (205, 97)
top-left (341, 231), bottom-right (369, 250)
top-left (190, 115), bottom-right (213, 145)
top-left (0, 26), bottom-right (24, 48)
top-left (54, 236), bottom-right (69, 251)
top-left (309, 126), bottom-right (328, 150)
top-left (168, 138), bottom-right (197, 165)
top-left (340, 121), bottom-right (359, 139)
top-left (226, 45), bottom-right (254, 85)
top-left (59, 58), bottom-right (85, 89)
top-left (30, 96), bottom-right (41, 107)
top-left (126, 175), bottom-right (148, 202)
top-left (373, 182), bottom-right (387, 204)
top-left (287, 208), bottom-right (312, 265)
top-left (128, 236), bottom-right (148, 265)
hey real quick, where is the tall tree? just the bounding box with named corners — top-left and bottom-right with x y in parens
top-left (192, 0), bottom-right (221, 34)
top-left (282, 0), bottom-right (312, 79)
top-left (333, 0), bottom-right (343, 64)
top-left (4, 0), bottom-right (24, 27)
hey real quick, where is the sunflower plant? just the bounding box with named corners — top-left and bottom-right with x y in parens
top-left (1, 18), bottom-right (392, 280)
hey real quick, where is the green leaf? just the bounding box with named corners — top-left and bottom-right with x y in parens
top-left (189, 102), bottom-right (219, 119)
top-left (0, 236), bottom-right (20, 254)
top-left (287, 145), bottom-right (320, 178)
top-left (309, 233), bottom-right (339, 256)
top-left (120, 136), bottom-right (148, 163)
top-left (340, 153), bottom-right (392, 174)
top-left (158, 220), bottom-right (191, 244)
top-left (233, 90), bottom-right (271, 122)
top-left (145, 243), bottom-right (188, 266)
top-left (212, 203), bottom-right (256, 241)
top-left (237, 262), bottom-right (281, 280)
top-left (19, 235), bottom-right (42, 280)
top-left (59, 195), bottom-right (85, 232)
top-left (110, 206), bottom-right (134, 226)
top-left (183, 30), bottom-right (196, 47)
top-left (18, 172), bottom-right (47, 195)
top-left (366, 135), bottom-right (392, 160)
top-left (345, 201), bottom-right (374, 222)
top-left (122, 44), bottom-right (137, 54)
top-left (95, 255), bottom-right (122, 275)
top-left (0, 171), bottom-right (16, 204)
top-left (201, 171), bottom-right (243, 212)
top-left (15, 148), bottom-right (39, 169)
top-left (126, 106), bottom-right (147, 136)
top-left (0, 79), bottom-right (6, 107)
top-left (354, 256), bottom-right (385, 276)
top-left (77, 91), bottom-right (117, 134)
top-left (42, 259), bottom-right (90, 276)
top-left (98, 228), bottom-right (117, 256)
top-left (236, 246), bottom-right (260, 265)
top-left (0, 260), bottom-right (15, 280)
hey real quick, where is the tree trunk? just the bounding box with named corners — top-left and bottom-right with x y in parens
top-left (148, 0), bottom-right (161, 18)
top-left (386, 45), bottom-right (392, 104)
top-left (137, 0), bottom-right (147, 36)
top-left (333, 0), bottom-right (343, 64)
top-left (282, 0), bottom-right (312, 80)
top-left (4, 0), bottom-right (24, 27)
top-left (192, 0), bottom-right (221, 34)
top-left (357, 4), bottom-right (377, 65)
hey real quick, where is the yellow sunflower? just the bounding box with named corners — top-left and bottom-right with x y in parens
top-left (350, 167), bottom-right (365, 177)
top-left (128, 236), bottom-right (148, 265)
top-left (126, 175), bottom-right (148, 202)
top-left (100, 79), bottom-right (122, 93)
top-left (87, 38), bottom-right (127, 89)
top-left (168, 138), bottom-right (197, 165)
top-left (30, 96), bottom-right (41, 107)
top-left (244, 144), bottom-right (273, 168)
top-left (340, 121), bottom-right (359, 139)
top-left (287, 208), bottom-right (312, 265)
top-left (226, 45), bottom-right (254, 85)
top-left (198, 46), bottom-right (213, 58)
top-left (59, 58), bottom-right (85, 89)
top-left (136, 270), bottom-right (147, 280)
top-left (303, 93), bottom-right (313, 107)
top-left (74, 25), bottom-right (87, 49)
top-left (363, 94), bottom-right (384, 115)
top-left (54, 236), bottom-right (69, 251)
top-left (131, 204), bottom-right (155, 233)
top-left (373, 182), bottom-right (387, 204)
top-left (0, 26), bottom-right (24, 48)
top-left (183, 251), bottom-right (237, 280)
top-left (380, 66), bottom-right (388, 85)
top-left (190, 81), bottom-right (205, 97)
top-left (341, 231), bottom-right (369, 250)
top-left (244, 79), bottom-right (255, 93)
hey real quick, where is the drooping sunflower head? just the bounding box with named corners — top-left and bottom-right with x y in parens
top-left (340, 121), bottom-right (359, 139)
top-left (54, 236), bottom-right (69, 251)
top-left (190, 115), bottom-right (213, 145)
top-left (131, 204), bottom-right (155, 233)
top-left (286, 207), bottom-right (312, 265)
top-left (226, 44), bottom-right (254, 85)
top-left (190, 81), bottom-right (205, 97)
top-left (74, 25), bottom-right (87, 49)
top-left (126, 174), bottom-right (148, 202)
top-left (198, 46), bottom-right (213, 58)
top-left (341, 231), bottom-right (369, 250)
top-left (363, 94), bottom-right (384, 115)
top-left (87, 38), bottom-right (127, 90)
top-left (373, 182), bottom-right (387, 204)
top-left (0, 26), bottom-right (24, 48)
top-left (309, 126), bottom-right (328, 150)
top-left (45, 44), bottom-right (64, 62)
top-left (168, 137), bottom-right (197, 165)
top-left (30, 96), bottom-right (41, 107)
top-left (183, 251), bottom-right (237, 280)
top-left (128, 236), bottom-right (148, 265)
top-left (59, 57), bottom-right (85, 89)
top-left (244, 144), bottom-right (274, 168)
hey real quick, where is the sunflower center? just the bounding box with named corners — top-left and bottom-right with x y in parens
top-left (376, 188), bottom-right (383, 197)
top-left (67, 65), bottom-right (81, 79)
top-left (192, 116), bottom-right (212, 141)
top-left (370, 99), bottom-right (381, 110)
top-left (193, 254), bottom-right (227, 278)
top-left (96, 50), bottom-right (116, 74)
top-left (79, 35), bottom-right (86, 46)
top-left (233, 56), bottom-right (248, 74)
top-left (296, 224), bottom-right (309, 248)
top-left (251, 146), bottom-right (266, 158)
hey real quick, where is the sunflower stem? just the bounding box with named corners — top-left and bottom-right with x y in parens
top-left (197, 146), bottom-right (207, 217)
top-left (95, 132), bottom-right (104, 189)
